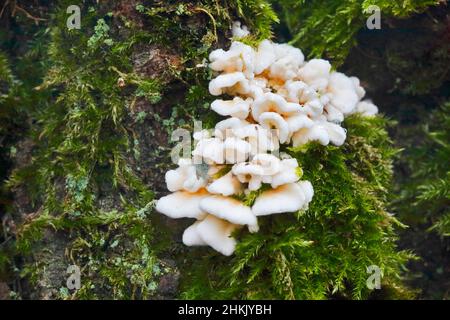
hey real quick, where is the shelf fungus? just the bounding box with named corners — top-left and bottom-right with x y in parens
top-left (156, 22), bottom-right (379, 256)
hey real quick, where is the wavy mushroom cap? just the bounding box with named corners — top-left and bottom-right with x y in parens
top-left (209, 72), bottom-right (248, 96)
top-left (323, 121), bottom-right (347, 146)
top-left (223, 137), bottom-right (251, 163)
top-left (252, 182), bottom-right (314, 216)
top-left (254, 40), bottom-right (276, 75)
top-left (286, 112), bottom-right (314, 133)
top-left (233, 124), bottom-right (278, 155)
top-left (200, 195), bottom-right (258, 231)
top-left (258, 112), bottom-right (290, 144)
top-left (207, 171), bottom-right (242, 196)
top-left (214, 117), bottom-right (250, 140)
top-left (298, 59), bottom-right (331, 91)
top-left (252, 92), bottom-right (299, 120)
top-left (327, 72), bottom-right (359, 114)
top-left (291, 124), bottom-right (330, 147)
top-left (211, 97), bottom-right (252, 119)
top-left (271, 158), bottom-right (300, 188)
top-left (355, 100), bottom-right (379, 117)
top-left (251, 153), bottom-right (281, 176)
top-left (232, 21), bottom-right (250, 38)
top-left (350, 76), bottom-right (366, 100)
top-left (156, 189), bottom-right (209, 220)
top-left (165, 158), bottom-right (207, 193)
top-left (283, 80), bottom-right (308, 103)
top-left (182, 221), bottom-right (206, 246)
top-left (196, 215), bottom-right (239, 256)
top-left (192, 138), bottom-right (225, 165)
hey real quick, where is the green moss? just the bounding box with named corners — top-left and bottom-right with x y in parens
top-left (396, 102), bottom-right (450, 237)
top-left (276, 0), bottom-right (440, 66)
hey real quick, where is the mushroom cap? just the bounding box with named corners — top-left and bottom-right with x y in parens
top-left (323, 121), bottom-right (347, 146)
top-left (252, 181), bottom-right (314, 216)
top-left (283, 80), bottom-right (308, 103)
top-left (258, 112), bottom-right (290, 144)
top-left (156, 189), bottom-right (209, 220)
top-left (269, 44), bottom-right (304, 81)
top-left (223, 137), bottom-right (251, 163)
top-left (192, 138), bottom-right (225, 165)
top-left (196, 215), bottom-right (239, 256)
top-left (165, 159), bottom-right (206, 192)
top-left (207, 171), bottom-right (242, 196)
top-left (254, 40), bottom-right (276, 75)
top-left (286, 112), bottom-right (314, 133)
top-left (193, 129), bottom-right (211, 141)
top-left (214, 117), bottom-right (249, 139)
top-left (327, 72), bottom-right (359, 114)
top-left (324, 104), bottom-right (344, 123)
top-left (271, 158), bottom-right (300, 188)
top-left (209, 72), bottom-right (248, 96)
top-left (200, 195), bottom-right (258, 229)
top-left (251, 153), bottom-right (281, 176)
top-left (252, 92), bottom-right (299, 120)
top-left (355, 100), bottom-right (379, 117)
top-left (291, 124), bottom-right (330, 147)
top-left (233, 124), bottom-right (278, 155)
top-left (209, 41), bottom-right (254, 78)
top-left (298, 59), bottom-right (331, 90)
top-left (211, 97), bottom-right (251, 119)
top-left (182, 221), bottom-right (207, 246)
top-left (232, 21), bottom-right (250, 38)
top-left (350, 76), bottom-right (366, 100)
top-left (232, 161), bottom-right (265, 177)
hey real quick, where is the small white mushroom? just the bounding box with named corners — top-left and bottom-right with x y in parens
top-left (258, 112), bottom-right (290, 144)
top-left (350, 76), bottom-right (366, 100)
top-left (156, 189), bottom-right (209, 220)
top-left (271, 158), bottom-right (300, 188)
top-left (207, 171), bottom-right (243, 196)
top-left (211, 97), bottom-right (252, 119)
top-left (291, 124), bottom-right (330, 147)
top-left (298, 59), bottom-right (331, 91)
top-left (209, 41), bottom-right (254, 78)
top-left (214, 117), bottom-right (249, 139)
top-left (327, 72), bottom-right (359, 114)
top-left (182, 221), bottom-right (207, 246)
top-left (269, 44), bottom-right (305, 81)
top-left (324, 103), bottom-right (344, 123)
top-left (233, 124), bottom-right (278, 155)
top-left (196, 215), bottom-right (240, 256)
top-left (193, 129), bottom-right (212, 141)
top-left (232, 21), bottom-right (250, 38)
top-left (223, 137), bottom-right (251, 163)
top-left (200, 195), bottom-right (258, 232)
top-left (323, 121), bottom-right (347, 146)
top-left (251, 153), bottom-right (281, 176)
top-left (355, 100), bottom-right (379, 116)
top-left (286, 112), bottom-right (314, 133)
top-left (209, 72), bottom-right (249, 96)
top-left (165, 159), bottom-right (206, 193)
top-left (252, 181), bottom-right (314, 216)
top-left (254, 40), bottom-right (276, 75)
top-left (192, 138), bottom-right (224, 165)
top-left (252, 92), bottom-right (299, 120)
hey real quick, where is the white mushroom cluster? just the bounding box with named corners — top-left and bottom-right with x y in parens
top-left (156, 24), bottom-right (378, 256)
